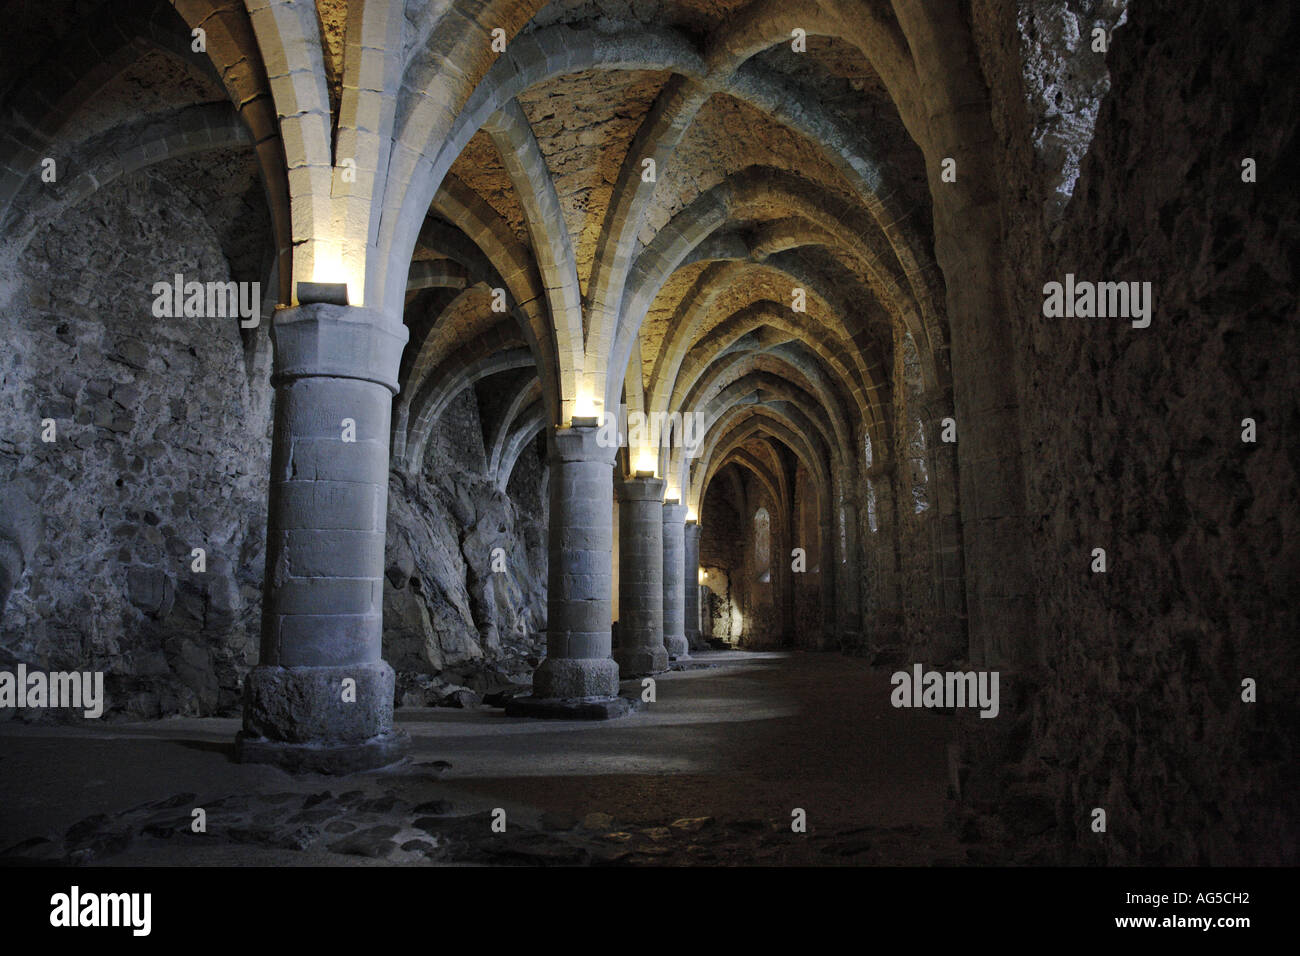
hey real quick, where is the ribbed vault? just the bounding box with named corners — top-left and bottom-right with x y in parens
top-left (0, 0), bottom-right (991, 691)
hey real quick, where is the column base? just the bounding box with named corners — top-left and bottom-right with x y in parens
top-left (234, 729), bottom-right (410, 774)
top-left (532, 656), bottom-right (619, 698)
top-left (502, 695), bottom-right (642, 720)
top-left (237, 661), bottom-right (400, 771)
top-left (664, 635), bottom-right (690, 659)
top-left (613, 645), bottom-right (668, 677)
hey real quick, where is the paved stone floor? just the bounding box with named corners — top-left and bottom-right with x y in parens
top-left (0, 651), bottom-right (973, 865)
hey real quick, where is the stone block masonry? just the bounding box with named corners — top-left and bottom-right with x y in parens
top-left (528, 421), bottom-right (621, 701)
top-left (661, 499), bottom-right (689, 659)
top-left (615, 474), bottom-right (668, 676)
top-left (235, 302), bottom-right (410, 773)
top-left (683, 519), bottom-right (702, 650)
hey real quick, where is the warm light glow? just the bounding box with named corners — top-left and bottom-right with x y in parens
top-left (686, 508), bottom-right (698, 522)
top-left (312, 241), bottom-right (341, 283)
top-left (699, 568), bottom-right (707, 584)
top-left (573, 390), bottom-right (599, 420)
top-left (634, 448), bottom-right (657, 475)
top-left (310, 238), bottom-right (363, 306)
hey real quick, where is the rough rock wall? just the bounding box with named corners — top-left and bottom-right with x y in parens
top-left (971, 0), bottom-right (1300, 864)
top-left (0, 171), bottom-right (551, 719)
top-left (383, 388), bottom-right (547, 702)
top-left (738, 488), bottom-right (779, 648)
top-left (1017, 0), bottom-right (1130, 216)
top-left (0, 167), bottom-right (270, 720)
top-left (700, 482), bottom-right (743, 642)
top-left (700, 574), bottom-right (733, 642)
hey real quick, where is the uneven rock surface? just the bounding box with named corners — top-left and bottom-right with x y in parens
top-left (384, 386), bottom-right (548, 697)
top-left (0, 655), bottom-right (972, 867)
top-left (0, 165), bottom-right (270, 721)
top-left (969, 0), bottom-right (1300, 865)
top-left (0, 178), bottom-right (548, 720)
top-left (1, 786), bottom-right (969, 867)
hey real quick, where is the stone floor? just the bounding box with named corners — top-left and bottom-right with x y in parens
top-left (0, 651), bottom-right (977, 866)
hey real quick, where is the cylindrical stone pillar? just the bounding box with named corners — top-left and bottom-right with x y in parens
top-left (683, 520), bottom-right (702, 651)
top-left (532, 421), bottom-right (620, 699)
top-left (614, 474), bottom-right (667, 676)
top-left (662, 500), bottom-right (689, 659)
top-left (839, 499), bottom-right (862, 649)
top-left (820, 519), bottom-right (836, 650)
top-left (235, 303), bottom-right (410, 773)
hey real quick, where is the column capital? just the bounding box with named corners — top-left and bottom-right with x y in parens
top-left (550, 421), bottom-right (618, 464)
top-left (271, 303), bottom-right (408, 393)
top-left (662, 500), bottom-right (688, 523)
top-left (619, 474), bottom-right (665, 502)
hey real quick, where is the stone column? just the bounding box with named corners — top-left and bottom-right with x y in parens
top-left (839, 497), bottom-right (862, 650)
top-left (507, 420), bottom-right (633, 718)
top-left (819, 519), bottom-right (836, 649)
top-left (867, 468), bottom-right (904, 651)
top-left (778, 519), bottom-right (795, 646)
top-left (662, 500), bottom-right (689, 659)
top-left (235, 302), bottom-right (409, 773)
top-left (614, 473), bottom-right (667, 676)
top-left (683, 520), bottom-right (702, 651)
